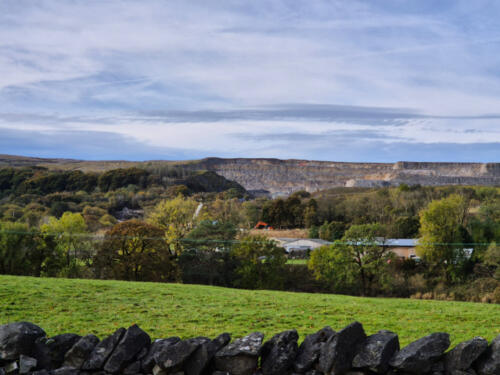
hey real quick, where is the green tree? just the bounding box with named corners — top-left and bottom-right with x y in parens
top-left (40, 212), bottom-right (89, 276)
top-left (308, 225), bottom-right (319, 238)
top-left (179, 220), bottom-right (237, 285)
top-left (319, 221), bottom-right (346, 241)
top-left (185, 220), bottom-right (237, 250)
top-left (96, 220), bottom-right (178, 282)
top-left (0, 221), bottom-right (38, 275)
top-left (309, 224), bottom-right (393, 296)
top-left (147, 196), bottom-right (200, 255)
top-left (416, 194), bottom-right (469, 268)
top-left (304, 199), bottom-right (319, 228)
top-left (483, 242), bottom-right (500, 280)
top-left (231, 235), bottom-right (286, 290)
top-left (82, 206), bottom-right (108, 231)
top-left (389, 216), bottom-right (420, 238)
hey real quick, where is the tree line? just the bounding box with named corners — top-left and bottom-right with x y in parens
top-left (0, 165), bottom-right (499, 302)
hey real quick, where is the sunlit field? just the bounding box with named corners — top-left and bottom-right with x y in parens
top-left (1, 275), bottom-right (498, 346)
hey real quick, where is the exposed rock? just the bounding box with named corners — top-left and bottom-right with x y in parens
top-left (449, 370), bottom-right (477, 375)
top-left (103, 324), bottom-right (151, 374)
top-left (154, 337), bottom-right (208, 372)
top-left (431, 360), bottom-right (445, 373)
top-left (141, 337), bottom-right (181, 374)
top-left (0, 322), bottom-right (46, 360)
top-left (123, 359), bottom-right (141, 374)
top-left (3, 361), bottom-right (18, 374)
top-left (389, 332), bottom-right (450, 374)
top-left (190, 158), bottom-right (500, 196)
top-left (261, 330), bottom-right (299, 375)
top-left (352, 330), bottom-right (400, 374)
top-left (214, 332), bottom-right (264, 375)
top-left (31, 370), bottom-right (50, 375)
top-left (82, 328), bottom-right (126, 371)
top-left (136, 345), bottom-right (149, 361)
top-left (19, 354), bottom-right (37, 374)
top-left (294, 327), bottom-right (335, 373)
top-left (36, 333), bottom-right (82, 369)
top-left (474, 334), bottom-right (500, 375)
top-left (152, 363), bottom-right (166, 375)
top-left (184, 333), bottom-right (231, 375)
top-left (51, 366), bottom-right (81, 375)
top-left (445, 337), bottom-right (488, 372)
top-left (63, 334), bottom-right (99, 369)
top-left (317, 321), bottom-right (367, 375)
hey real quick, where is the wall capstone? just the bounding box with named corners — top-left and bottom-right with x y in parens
top-left (0, 321), bottom-right (499, 375)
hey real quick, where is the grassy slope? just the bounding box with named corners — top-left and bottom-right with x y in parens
top-left (1, 275), bottom-right (498, 346)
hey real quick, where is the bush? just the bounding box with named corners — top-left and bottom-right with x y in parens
top-left (178, 249), bottom-right (236, 286)
top-left (95, 220), bottom-right (179, 282)
top-left (231, 235), bottom-right (287, 290)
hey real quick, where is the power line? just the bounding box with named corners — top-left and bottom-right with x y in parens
top-left (0, 229), bottom-right (496, 246)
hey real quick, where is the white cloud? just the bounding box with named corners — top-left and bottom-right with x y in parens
top-left (0, 0), bottom-right (499, 161)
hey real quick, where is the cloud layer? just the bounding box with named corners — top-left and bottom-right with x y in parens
top-left (0, 0), bottom-right (499, 161)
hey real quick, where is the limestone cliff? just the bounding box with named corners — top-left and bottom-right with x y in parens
top-left (1, 154), bottom-right (499, 197)
top-left (187, 158), bottom-right (500, 196)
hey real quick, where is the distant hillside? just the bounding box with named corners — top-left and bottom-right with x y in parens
top-left (1, 154), bottom-right (499, 196)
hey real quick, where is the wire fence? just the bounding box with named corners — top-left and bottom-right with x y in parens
top-left (0, 229), bottom-right (495, 246)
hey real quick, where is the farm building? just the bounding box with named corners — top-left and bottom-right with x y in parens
top-left (381, 238), bottom-right (418, 260)
top-left (273, 237), bottom-right (420, 260)
top-left (272, 237), bottom-right (332, 254)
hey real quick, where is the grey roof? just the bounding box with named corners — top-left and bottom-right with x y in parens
top-left (347, 238), bottom-right (418, 247)
top-left (383, 239), bottom-right (417, 247)
top-left (280, 238), bottom-right (332, 245)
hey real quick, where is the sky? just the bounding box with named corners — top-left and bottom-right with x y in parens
top-left (1, 0), bottom-right (499, 162)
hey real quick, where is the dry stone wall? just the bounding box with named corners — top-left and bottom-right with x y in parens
top-left (0, 321), bottom-right (499, 375)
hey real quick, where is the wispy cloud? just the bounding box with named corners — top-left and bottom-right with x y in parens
top-left (0, 0), bottom-right (499, 161)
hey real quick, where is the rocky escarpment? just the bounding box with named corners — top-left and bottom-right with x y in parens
top-left (1, 155), bottom-right (499, 197)
top-left (189, 158), bottom-right (500, 196)
top-left (1, 321), bottom-right (500, 375)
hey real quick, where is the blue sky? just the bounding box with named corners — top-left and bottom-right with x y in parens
top-left (1, 0), bottom-right (499, 162)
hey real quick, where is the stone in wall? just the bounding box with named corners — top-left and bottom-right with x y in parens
top-left (1, 321), bottom-right (499, 375)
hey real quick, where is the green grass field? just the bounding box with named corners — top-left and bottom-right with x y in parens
top-left (1, 275), bottom-right (499, 347)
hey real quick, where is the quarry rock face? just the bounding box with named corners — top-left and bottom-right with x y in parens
top-left (189, 158), bottom-right (500, 196)
top-left (388, 332), bottom-right (450, 374)
top-left (0, 322), bottom-right (497, 375)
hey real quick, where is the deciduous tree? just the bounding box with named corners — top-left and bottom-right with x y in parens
top-left (309, 224), bottom-right (393, 296)
top-left (96, 220), bottom-right (178, 282)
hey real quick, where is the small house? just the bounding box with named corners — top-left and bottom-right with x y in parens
top-left (382, 238), bottom-right (419, 260)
